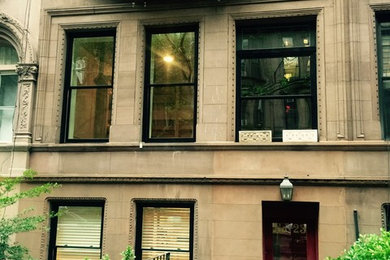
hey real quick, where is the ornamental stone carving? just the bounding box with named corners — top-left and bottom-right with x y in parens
top-left (16, 63), bottom-right (38, 81)
top-left (239, 130), bottom-right (272, 143)
top-left (14, 63), bottom-right (38, 142)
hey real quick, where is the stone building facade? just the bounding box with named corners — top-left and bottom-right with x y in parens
top-left (0, 0), bottom-right (390, 259)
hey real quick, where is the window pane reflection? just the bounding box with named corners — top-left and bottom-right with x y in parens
top-left (150, 32), bottom-right (195, 84)
top-left (238, 27), bottom-right (314, 50)
top-left (0, 74), bottom-right (17, 142)
top-left (68, 88), bottom-right (112, 140)
top-left (241, 98), bottom-right (312, 138)
top-left (0, 39), bottom-right (18, 64)
top-left (70, 36), bottom-right (114, 87)
top-left (240, 57), bottom-right (311, 97)
top-left (149, 85), bottom-right (194, 139)
top-left (272, 223), bottom-right (307, 260)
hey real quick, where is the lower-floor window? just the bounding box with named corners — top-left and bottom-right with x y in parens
top-left (48, 200), bottom-right (104, 260)
top-left (135, 201), bottom-right (194, 260)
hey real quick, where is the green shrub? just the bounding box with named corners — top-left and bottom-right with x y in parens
top-left (85, 245), bottom-right (135, 260)
top-left (0, 169), bottom-right (59, 259)
top-left (326, 229), bottom-right (390, 260)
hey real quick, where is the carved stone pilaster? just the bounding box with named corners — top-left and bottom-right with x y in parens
top-left (14, 63), bottom-right (38, 144)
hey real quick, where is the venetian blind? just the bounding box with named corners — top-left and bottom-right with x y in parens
top-left (142, 207), bottom-right (190, 259)
top-left (56, 206), bottom-right (102, 248)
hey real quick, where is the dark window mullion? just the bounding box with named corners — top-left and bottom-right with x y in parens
top-left (55, 245), bottom-right (102, 249)
top-left (237, 47), bottom-right (315, 59)
top-left (69, 85), bottom-right (112, 89)
top-left (149, 82), bottom-right (195, 88)
top-left (241, 94), bottom-right (312, 100)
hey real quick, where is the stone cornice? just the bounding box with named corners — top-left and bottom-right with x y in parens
top-left (25, 176), bottom-right (390, 187)
top-left (28, 142), bottom-right (390, 152)
top-left (45, 0), bottom-right (315, 17)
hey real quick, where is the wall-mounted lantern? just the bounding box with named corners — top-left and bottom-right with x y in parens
top-left (280, 176), bottom-right (293, 201)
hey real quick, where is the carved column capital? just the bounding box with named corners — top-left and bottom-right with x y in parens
top-left (16, 63), bottom-right (38, 82)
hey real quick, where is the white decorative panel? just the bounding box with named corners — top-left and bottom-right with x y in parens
top-left (282, 129), bottom-right (318, 142)
top-left (239, 130), bottom-right (272, 143)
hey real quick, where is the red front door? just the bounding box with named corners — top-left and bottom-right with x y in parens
top-left (262, 201), bottom-right (319, 260)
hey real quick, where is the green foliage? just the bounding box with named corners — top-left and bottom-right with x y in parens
top-left (326, 229), bottom-right (390, 260)
top-left (0, 169), bottom-right (59, 259)
top-left (121, 245), bottom-right (135, 260)
top-left (85, 245), bottom-right (135, 260)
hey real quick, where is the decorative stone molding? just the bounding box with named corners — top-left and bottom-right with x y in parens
top-left (0, 12), bottom-right (35, 63)
top-left (14, 63), bottom-right (38, 140)
top-left (282, 129), bottom-right (318, 142)
top-left (239, 130), bottom-right (272, 143)
top-left (16, 63), bottom-right (38, 81)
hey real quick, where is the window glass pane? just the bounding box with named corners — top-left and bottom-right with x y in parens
top-left (238, 27), bottom-right (315, 50)
top-left (56, 248), bottom-right (101, 260)
top-left (382, 31), bottom-right (390, 77)
top-left (382, 81), bottom-right (390, 136)
top-left (56, 206), bottom-right (102, 247)
top-left (149, 85), bottom-right (194, 139)
top-left (0, 74), bottom-right (17, 142)
top-left (150, 32), bottom-right (195, 84)
top-left (142, 207), bottom-right (190, 260)
top-left (68, 88), bottom-right (112, 140)
top-left (0, 39), bottom-right (18, 64)
top-left (241, 57), bottom-right (311, 97)
top-left (384, 204), bottom-right (390, 231)
top-left (241, 98), bottom-right (312, 138)
top-left (70, 36), bottom-right (114, 87)
top-left (272, 223), bottom-right (307, 260)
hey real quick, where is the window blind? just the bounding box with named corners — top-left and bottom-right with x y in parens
top-left (55, 206), bottom-right (102, 260)
top-left (142, 207), bottom-right (190, 260)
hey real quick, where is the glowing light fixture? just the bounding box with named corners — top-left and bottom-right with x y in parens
top-left (284, 73), bottom-right (293, 81)
top-left (163, 55), bottom-right (174, 63)
top-left (282, 37), bottom-right (293, 47)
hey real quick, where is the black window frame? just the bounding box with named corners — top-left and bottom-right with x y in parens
top-left (376, 13), bottom-right (390, 140)
top-left (236, 16), bottom-right (317, 142)
top-left (61, 29), bottom-right (116, 143)
top-left (382, 203), bottom-right (390, 231)
top-left (142, 24), bottom-right (199, 143)
top-left (48, 200), bottom-right (105, 260)
top-left (135, 200), bottom-right (195, 260)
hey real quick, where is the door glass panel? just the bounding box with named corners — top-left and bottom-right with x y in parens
top-left (272, 223), bottom-right (307, 260)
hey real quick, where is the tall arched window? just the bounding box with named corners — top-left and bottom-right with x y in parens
top-left (0, 37), bottom-right (19, 142)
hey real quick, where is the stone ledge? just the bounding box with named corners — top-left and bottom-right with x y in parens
top-left (28, 142), bottom-right (390, 152)
top-left (26, 176), bottom-right (390, 187)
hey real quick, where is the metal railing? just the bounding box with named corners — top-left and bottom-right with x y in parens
top-left (148, 252), bottom-right (170, 260)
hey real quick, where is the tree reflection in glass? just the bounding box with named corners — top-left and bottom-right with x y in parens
top-left (148, 31), bottom-right (196, 139)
